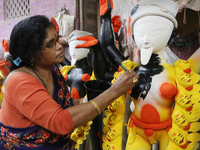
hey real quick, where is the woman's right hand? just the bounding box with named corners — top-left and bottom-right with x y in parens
top-left (110, 69), bottom-right (139, 97)
top-left (68, 69), bottom-right (139, 128)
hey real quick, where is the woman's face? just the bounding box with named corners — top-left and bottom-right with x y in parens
top-left (38, 27), bottom-right (65, 67)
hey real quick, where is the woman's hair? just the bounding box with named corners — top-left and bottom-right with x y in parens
top-left (7, 15), bottom-right (55, 71)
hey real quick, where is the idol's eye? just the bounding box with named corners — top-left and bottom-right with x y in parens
top-left (149, 30), bottom-right (161, 37)
top-left (135, 31), bottom-right (144, 37)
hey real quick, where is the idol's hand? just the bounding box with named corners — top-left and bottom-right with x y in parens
top-left (0, 60), bottom-right (10, 78)
top-left (111, 15), bottom-right (121, 33)
top-left (100, 0), bottom-right (113, 18)
top-left (75, 36), bottom-right (99, 49)
top-left (2, 39), bottom-right (9, 51)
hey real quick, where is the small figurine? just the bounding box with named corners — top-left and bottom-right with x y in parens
top-left (61, 30), bottom-right (93, 100)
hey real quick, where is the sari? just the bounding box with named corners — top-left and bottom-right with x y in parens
top-left (0, 65), bottom-right (75, 150)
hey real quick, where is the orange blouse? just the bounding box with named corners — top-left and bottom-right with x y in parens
top-left (0, 72), bottom-right (74, 135)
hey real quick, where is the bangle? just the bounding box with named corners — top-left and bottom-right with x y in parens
top-left (89, 100), bottom-right (101, 115)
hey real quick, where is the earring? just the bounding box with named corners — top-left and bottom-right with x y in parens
top-left (31, 59), bottom-right (34, 66)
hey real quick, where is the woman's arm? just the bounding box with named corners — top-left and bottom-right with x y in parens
top-left (67, 69), bottom-right (138, 128)
top-left (8, 71), bottom-right (138, 135)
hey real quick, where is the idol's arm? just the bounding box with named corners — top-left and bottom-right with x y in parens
top-left (99, 0), bottom-right (126, 69)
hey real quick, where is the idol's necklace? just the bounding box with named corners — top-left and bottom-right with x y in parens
top-left (31, 67), bottom-right (47, 89)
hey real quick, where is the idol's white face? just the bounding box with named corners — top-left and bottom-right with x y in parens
top-left (69, 40), bottom-right (90, 66)
top-left (133, 16), bottom-right (174, 65)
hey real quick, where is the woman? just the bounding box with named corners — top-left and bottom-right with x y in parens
top-left (0, 15), bottom-right (139, 149)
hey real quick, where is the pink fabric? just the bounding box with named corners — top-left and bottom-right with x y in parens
top-left (0, 72), bottom-right (74, 135)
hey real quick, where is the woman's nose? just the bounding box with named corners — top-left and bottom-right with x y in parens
top-left (56, 42), bottom-right (63, 50)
